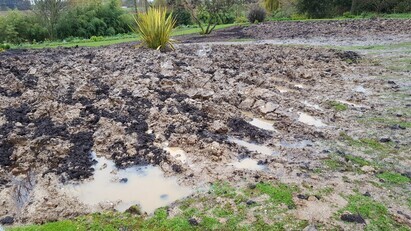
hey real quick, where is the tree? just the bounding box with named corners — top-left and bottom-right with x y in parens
top-left (183, 0), bottom-right (236, 34)
top-left (34, 0), bottom-right (67, 39)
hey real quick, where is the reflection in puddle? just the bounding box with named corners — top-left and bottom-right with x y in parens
top-left (164, 147), bottom-right (187, 164)
top-left (12, 172), bottom-right (35, 211)
top-left (280, 140), bottom-right (313, 149)
top-left (228, 137), bottom-right (277, 156)
top-left (298, 112), bottom-right (327, 127)
top-left (241, 111), bottom-right (276, 132)
top-left (248, 118), bottom-right (276, 132)
top-left (229, 158), bottom-right (265, 171)
top-left (354, 86), bottom-right (368, 94)
top-left (63, 152), bottom-right (191, 214)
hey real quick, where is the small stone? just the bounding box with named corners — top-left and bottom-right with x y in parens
top-left (340, 213), bottom-right (366, 224)
top-left (379, 137), bottom-right (391, 143)
top-left (210, 120), bottom-right (228, 134)
top-left (361, 166), bottom-right (375, 173)
top-left (239, 98), bottom-right (255, 109)
top-left (260, 102), bottom-right (278, 114)
top-left (390, 124), bottom-right (406, 130)
top-left (297, 194), bottom-right (309, 200)
top-left (0, 216), bottom-right (14, 225)
top-left (363, 192), bottom-right (371, 197)
top-left (119, 178), bottom-right (128, 183)
top-left (303, 225), bottom-right (318, 231)
top-left (308, 196), bottom-right (317, 201)
top-left (247, 183), bottom-right (256, 189)
top-left (160, 194), bottom-right (169, 200)
top-left (246, 200), bottom-right (256, 205)
top-left (387, 81), bottom-right (396, 85)
top-left (188, 218), bottom-right (199, 226)
top-left (125, 205), bottom-right (142, 215)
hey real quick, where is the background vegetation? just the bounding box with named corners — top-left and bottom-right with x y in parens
top-left (0, 0), bottom-right (410, 46)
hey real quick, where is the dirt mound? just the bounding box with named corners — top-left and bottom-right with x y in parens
top-left (180, 19), bottom-right (411, 46)
top-left (0, 43), bottom-right (404, 224)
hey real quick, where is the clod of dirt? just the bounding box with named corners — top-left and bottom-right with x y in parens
top-left (188, 217), bottom-right (199, 226)
top-left (0, 216), bottom-right (14, 225)
top-left (340, 213), bottom-right (366, 224)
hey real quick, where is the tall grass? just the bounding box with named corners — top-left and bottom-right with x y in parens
top-left (133, 7), bottom-right (176, 50)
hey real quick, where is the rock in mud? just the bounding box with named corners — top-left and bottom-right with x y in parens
top-left (188, 218), bottom-right (199, 226)
top-left (340, 213), bottom-right (366, 224)
top-left (303, 225), bottom-right (318, 231)
top-left (360, 166), bottom-right (375, 173)
top-left (0, 216), bottom-right (14, 225)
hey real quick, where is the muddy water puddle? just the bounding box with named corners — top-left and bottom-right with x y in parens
top-left (11, 172), bottom-right (36, 211)
top-left (228, 158), bottom-right (265, 171)
top-left (298, 112), bottom-right (327, 127)
top-left (62, 152), bottom-right (192, 213)
top-left (280, 140), bottom-right (313, 149)
top-left (228, 137), bottom-right (277, 156)
top-left (242, 112), bottom-right (276, 132)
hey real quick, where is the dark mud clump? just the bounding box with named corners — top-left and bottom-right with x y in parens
top-left (0, 140), bottom-right (14, 167)
top-left (228, 118), bottom-right (272, 143)
top-left (340, 214), bottom-right (366, 224)
top-left (57, 132), bottom-right (96, 181)
top-left (4, 103), bottom-right (32, 124)
top-left (336, 51), bottom-right (361, 63)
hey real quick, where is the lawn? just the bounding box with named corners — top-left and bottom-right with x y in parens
top-left (10, 23), bottom-right (239, 49)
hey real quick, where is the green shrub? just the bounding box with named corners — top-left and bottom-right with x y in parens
top-left (56, 0), bottom-right (132, 40)
top-left (0, 43), bottom-right (11, 50)
top-left (134, 7), bottom-right (176, 50)
top-left (235, 16), bottom-right (249, 24)
top-left (263, 0), bottom-right (280, 13)
top-left (343, 11), bottom-right (355, 18)
top-left (290, 13), bottom-right (308, 20)
top-left (0, 11), bottom-right (47, 44)
top-left (90, 36), bottom-right (104, 42)
top-left (248, 5), bottom-right (267, 23)
top-left (170, 7), bottom-right (192, 26)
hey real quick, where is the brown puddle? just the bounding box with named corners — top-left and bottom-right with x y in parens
top-left (280, 140), bottom-right (313, 149)
top-left (228, 158), bottom-right (265, 171)
top-left (62, 152), bottom-right (192, 214)
top-left (242, 112), bottom-right (277, 132)
top-left (228, 137), bottom-right (277, 156)
top-left (298, 112), bottom-right (327, 127)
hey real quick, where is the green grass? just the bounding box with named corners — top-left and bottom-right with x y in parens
top-left (10, 23), bottom-right (240, 49)
top-left (10, 181), bottom-right (310, 231)
top-left (270, 13), bottom-right (411, 23)
top-left (323, 152), bottom-right (373, 173)
top-left (328, 100), bottom-right (348, 111)
top-left (255, 183), bottom-right (296, 207)
top-left (377, 172), bottom-right (410, 185)
top-left (339, 194), bottom-right (410, 231)
top-left (358, 117), bottom-right (411, 129)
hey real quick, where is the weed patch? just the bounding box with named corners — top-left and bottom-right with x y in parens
top-left (339, 194), bottom-right (409, 231)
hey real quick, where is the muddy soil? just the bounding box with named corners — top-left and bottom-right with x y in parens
top-left (180, 19), bottom-right (411, 46)
top-left (0, 19), bottom-right (410, 229)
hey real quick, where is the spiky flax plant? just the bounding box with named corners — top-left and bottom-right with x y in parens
top-left (134, 7), bottom-right (176, 50)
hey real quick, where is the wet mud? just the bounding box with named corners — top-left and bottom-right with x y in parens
top-left (0, 18), bottom-right (410, 227)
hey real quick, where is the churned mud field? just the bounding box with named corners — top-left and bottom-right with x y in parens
top-left (0, 19), bottom-right (410, 230)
